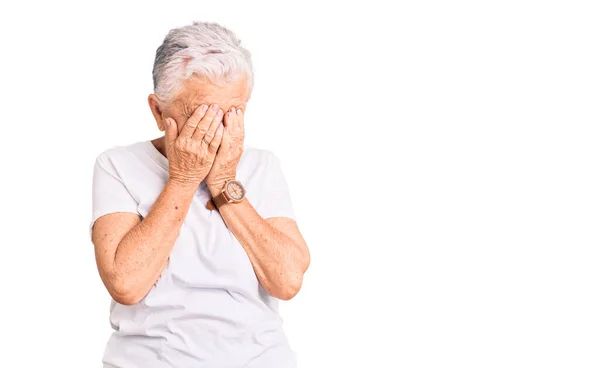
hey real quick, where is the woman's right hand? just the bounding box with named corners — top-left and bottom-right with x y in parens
top-left (164, 104), bottom-right (225, 187)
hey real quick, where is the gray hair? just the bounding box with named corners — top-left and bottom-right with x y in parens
top-left (152, 21), bottom-right (254, 105)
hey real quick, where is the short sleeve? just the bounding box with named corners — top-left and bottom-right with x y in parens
top-left (90, 153), bottom-right (140, 238)
top-left (253, 151), bottom-right (296, 221)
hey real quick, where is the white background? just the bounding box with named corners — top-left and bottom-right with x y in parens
top-left (1, 1), bottom-right (599, 367)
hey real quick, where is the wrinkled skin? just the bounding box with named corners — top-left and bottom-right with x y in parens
top-left (148, 74), bottom-right (251, 192)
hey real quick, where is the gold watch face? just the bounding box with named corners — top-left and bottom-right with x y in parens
top-left (226, 181), bottom-right (245, 200)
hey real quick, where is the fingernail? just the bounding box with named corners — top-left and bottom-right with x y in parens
top-left (212, 104), bottom-right (219, 111)
top-left (202, 105), bottom-right (208, 111)
top-left (237, 108), bottom-right (242, 115)
top-left (227, 112), bottom-right (231, 118)
top-left (217, 109), bottom-right (223, 116)
top-left (165, 119), bottom-right (171, 126)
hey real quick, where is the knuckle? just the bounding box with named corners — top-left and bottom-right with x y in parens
top-left (186, 119), bottom-right (198, 129)
top-left (196, 126), bottom-right (208, 135)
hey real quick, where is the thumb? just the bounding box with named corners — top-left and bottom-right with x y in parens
top-left (164, 118), bottom-right (178, 147)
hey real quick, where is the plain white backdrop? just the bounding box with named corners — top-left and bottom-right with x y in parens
top-left (1, 1), bottom-right (599, 367)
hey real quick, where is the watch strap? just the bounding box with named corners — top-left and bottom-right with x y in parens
top-left (212, 191), bottom-right (230, 209)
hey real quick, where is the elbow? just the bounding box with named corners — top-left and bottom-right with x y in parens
top-left (273, 271), bottom-right (305, 301)
top-left (276, 248), bottom-right (310, 300)
top-left (108, 278), bottom-right (144, 306)
top-left (302, 247), bottom-right (311, 272)
top-left (112, 292), bottom-right (142, 306)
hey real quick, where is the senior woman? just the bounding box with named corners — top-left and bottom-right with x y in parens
top-left (90, 21), bottom-right (310, 368)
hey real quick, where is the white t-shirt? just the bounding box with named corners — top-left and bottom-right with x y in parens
top-left (90, 140), bottom-right (297, 368)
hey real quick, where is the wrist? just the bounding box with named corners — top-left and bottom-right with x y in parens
top-left (207, 178), bottom-right (236, 197)
top-left (167, 178), bottom-right (199, 194)
top-left (208, 184), bottom-right (224, 197)
top-left (209, 179), bottom-right (246, 210)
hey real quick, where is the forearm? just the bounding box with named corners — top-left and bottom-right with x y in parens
top-left (213, 195), bottom-right (308, 299)
top-left (112, 179), bottom-right (196, 299)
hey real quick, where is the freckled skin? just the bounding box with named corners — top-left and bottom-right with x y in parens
top-left (91, 74), bottom-right (310, 305)
top-left (212, 195), bottom-right (310, 300)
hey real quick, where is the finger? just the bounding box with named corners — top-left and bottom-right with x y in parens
top-left (180, 104), bottom-right (209, 138)
top-left (208, 123), bottom-right (224, 154)
top-left (192, 104), bottom-right (220, 141)
top-left (223, 107), bottom-right (236, 128)
top-left (200, 109), bottom-right (224, 147)
top-left (164, 118), bottom-right (178, 148)
top-left (195, 107), bottom-right (223, 141)
top-left (236, 108), bottom-right (245, 132)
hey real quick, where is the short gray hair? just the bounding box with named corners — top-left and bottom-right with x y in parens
top-left (152, 21), bottom-right (254, 104)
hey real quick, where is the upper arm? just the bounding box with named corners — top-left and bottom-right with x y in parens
top-left (92, 212), bottom-right (141, 282)
top-left (252, 151), bottom-right (297, 221)
top-left (265, 217), bottom-right (303, 246)
top-left (255, 150), bottom-right (309, 267)
top-left (266, 216), bottom-right (310, 271)
top-left (90, 152), bottom-right (141, 282)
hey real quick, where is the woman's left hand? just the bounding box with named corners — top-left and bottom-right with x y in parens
top-left (206, 106), bottom-right (245, 195)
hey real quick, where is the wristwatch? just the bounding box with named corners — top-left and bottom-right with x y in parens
top-left (212, 180), bottom-right (246, 209)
